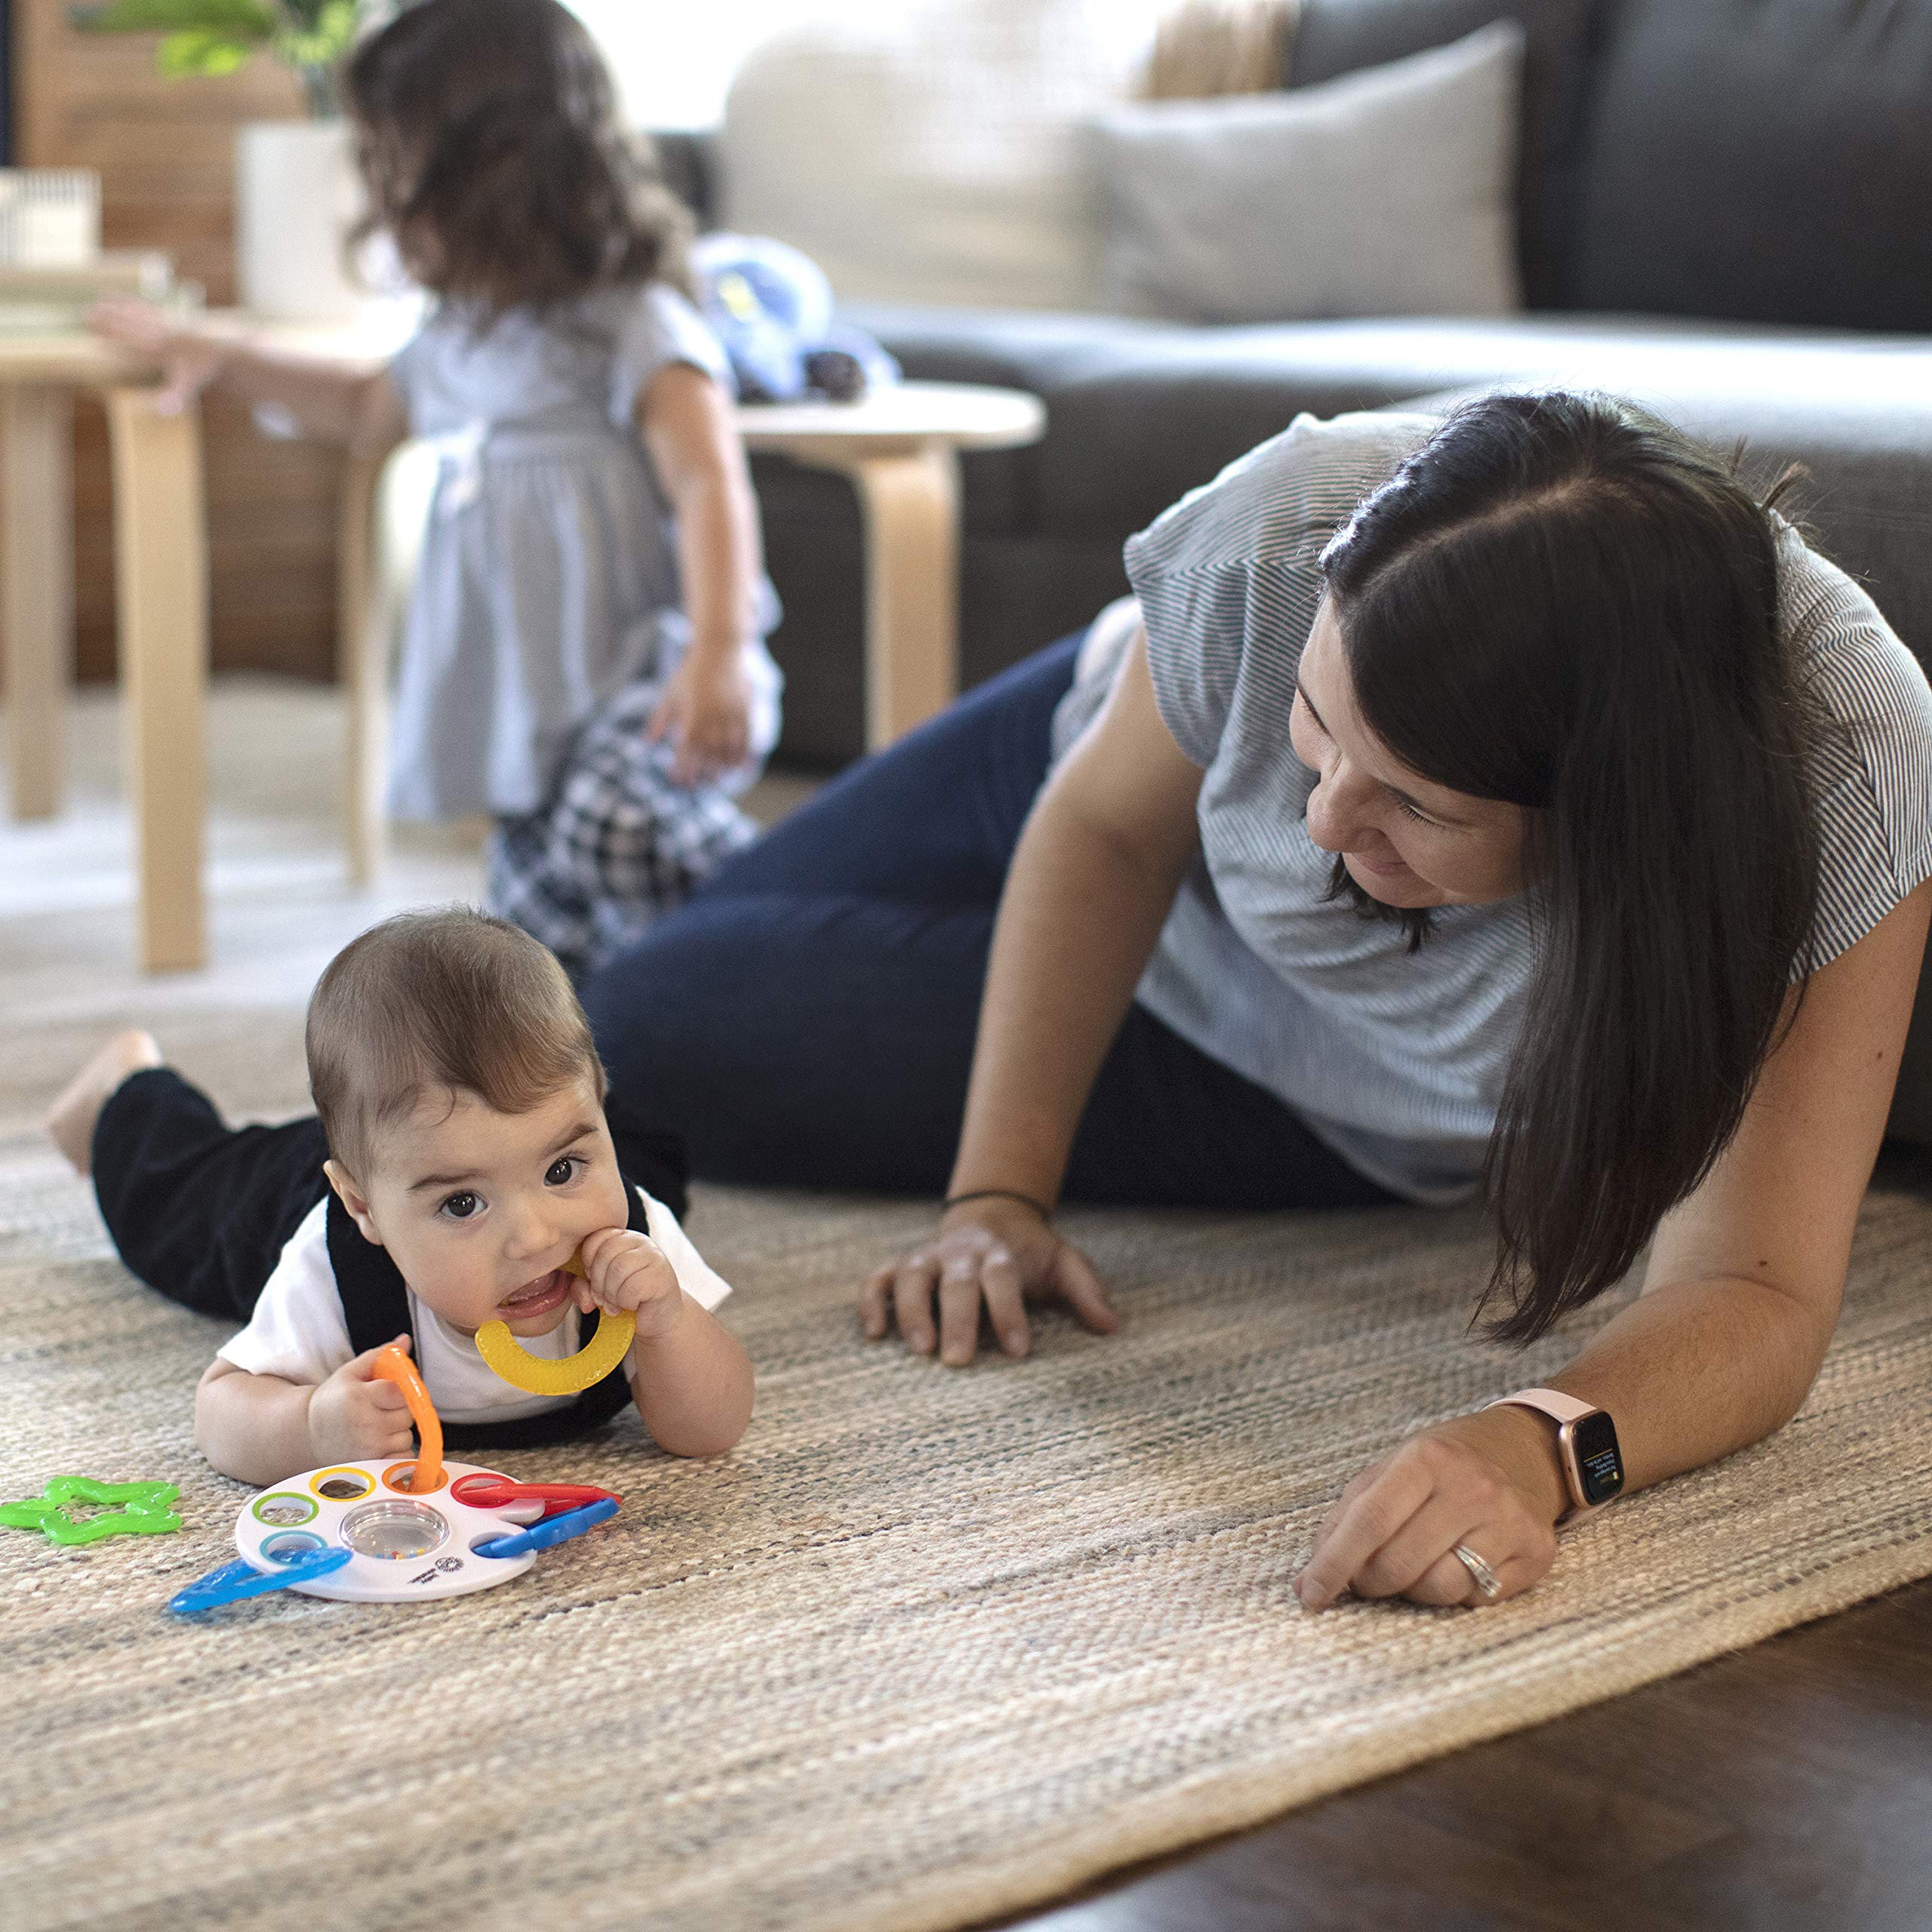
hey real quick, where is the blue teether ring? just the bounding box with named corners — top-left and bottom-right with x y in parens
top-left (168, 1547), bottom-right (352, 1614)
top-left (473, 1497), bottom-right (618, 1560)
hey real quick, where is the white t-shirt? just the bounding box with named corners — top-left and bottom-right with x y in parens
top-left (216, 1186), bottom-right (732, 1428)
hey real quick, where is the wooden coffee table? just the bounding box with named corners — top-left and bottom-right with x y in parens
top-left (1, 352), bottom-right (1043, 973)
top-left (734, 380), bottom-right (1046, 749)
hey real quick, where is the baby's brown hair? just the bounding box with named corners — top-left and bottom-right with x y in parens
top-left (308, 908), bottom-right (605, 1179)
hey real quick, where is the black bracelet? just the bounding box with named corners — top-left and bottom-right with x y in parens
top-left (943, 1187), bottom-right (1053, 1221)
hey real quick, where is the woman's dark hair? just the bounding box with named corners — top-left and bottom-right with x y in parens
top-left (1320, 391), bottom-right (1823, 1343)
top-left (343, 0), bottom-right (692, 318)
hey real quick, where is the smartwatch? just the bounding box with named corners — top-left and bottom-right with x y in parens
top-left (1484, 1386), bottom-right (1624, 1518)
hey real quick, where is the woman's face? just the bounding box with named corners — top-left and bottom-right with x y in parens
top-left (1289, 597), bottom-right (1531, 909)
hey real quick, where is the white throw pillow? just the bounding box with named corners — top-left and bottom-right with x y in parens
top-left (1087, 20), bottom-right (1527, 323)
top-left (719, 0), bottom-right (1163, 312)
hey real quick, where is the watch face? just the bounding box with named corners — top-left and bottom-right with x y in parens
top-left (1572, 1409), bottom-right (1624, 1506)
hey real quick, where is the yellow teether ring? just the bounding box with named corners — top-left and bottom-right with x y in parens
top-left (476, 1306), bottom-right (635, 1395)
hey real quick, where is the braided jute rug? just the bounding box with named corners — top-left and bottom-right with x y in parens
top-left (5, 1015), bottom-right (1932, 1932)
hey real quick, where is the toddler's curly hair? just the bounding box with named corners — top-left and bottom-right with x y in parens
top-left (343, 0), bottom-right (693, 318)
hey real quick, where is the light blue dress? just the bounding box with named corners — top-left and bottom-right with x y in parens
top-left (384, 281), bottom-right (783, 822)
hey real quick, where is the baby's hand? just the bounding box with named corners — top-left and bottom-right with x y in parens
top-left (574, 1227), bottom-right (686, 1342)
top-left (307, 1336), bottom-right (417, 1466)
top-left (647, 648), bottom-right (753, 787)
top-left (88, 298), bottom-right (228, 416)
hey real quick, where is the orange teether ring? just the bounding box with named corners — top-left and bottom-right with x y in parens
top-left (372, 1343), bottom-right (444, 1494)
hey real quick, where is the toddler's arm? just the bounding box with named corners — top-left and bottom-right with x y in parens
top-left (577, 1225), bottom-right (755, 1457)
top-left (90, 299), bottom-right (406, 454)
top-left (639, 362), bottom-right (765, 783)
top-left (195, 1336), bottom-right (416, 1486)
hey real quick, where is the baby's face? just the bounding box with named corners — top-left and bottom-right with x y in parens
top-left (355, 1075), bottom-right (629, 1338)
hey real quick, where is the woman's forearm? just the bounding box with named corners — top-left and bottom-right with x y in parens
top-left (1527, 1271), bottom-right (1837, 1504)
top-left (949, 781), bottom-right (1195, 1206)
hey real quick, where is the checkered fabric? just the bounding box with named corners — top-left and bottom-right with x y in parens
top-left (488, 679), bottom-right (764, 981)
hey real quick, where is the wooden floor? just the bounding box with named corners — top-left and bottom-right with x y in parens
top-left (1004, 1575), bottom-right (1932, 1930)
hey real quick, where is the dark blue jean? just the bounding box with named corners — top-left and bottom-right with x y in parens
top-left (580, 635), bottom-right (1392, 1211)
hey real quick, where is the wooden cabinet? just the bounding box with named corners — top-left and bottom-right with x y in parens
top-left (11, 0), bottom-right (344, 682)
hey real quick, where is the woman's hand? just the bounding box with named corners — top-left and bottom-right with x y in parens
top-left (648, 645), bottom-right (754, 786)
top-left (89, 298), bottom-right (229, 415)
top-left (576, 1226), bottom-right (687, 1343)
top-left (860, 1198), bottom-right (1118, 1367)
top-left (1295, 1405), bottom-right (1569, 1611)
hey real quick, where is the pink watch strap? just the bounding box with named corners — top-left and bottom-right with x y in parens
top-left (1484, 1386), bottom-right (1596, 1426)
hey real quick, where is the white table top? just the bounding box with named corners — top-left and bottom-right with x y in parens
top-left (0, 320), bottom-right (1047, 455)
top-left (733, 380), bottom-right (1045, 451)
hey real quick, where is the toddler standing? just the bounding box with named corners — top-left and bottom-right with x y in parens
top-left (94, 0), bottom-right (782, 980)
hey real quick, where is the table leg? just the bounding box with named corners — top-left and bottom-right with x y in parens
top-left (841, 444), bottom-right (961, 749)
top-left (338, 450), bottom-right (386, 886)
top-left (2, 386), bottom-right (73, 820)
top-left (106, 387), bottom-right (208, 974)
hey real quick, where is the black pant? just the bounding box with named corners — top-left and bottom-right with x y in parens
top-left (92, 1067), bottom-right (689, 1322)
top-left (93, 1069), bottom-right (330, 1321)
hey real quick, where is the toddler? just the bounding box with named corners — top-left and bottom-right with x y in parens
top-left (45, 909), bottom-right (754, 1487)
top-left (93, 0), bottom-right (782, 981)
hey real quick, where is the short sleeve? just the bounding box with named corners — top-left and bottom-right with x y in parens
top-left (1126, 411), bottom-right (1429, 769)
top-left (1795, 545), bottom-right (1932, 972)
top-left (638, 1189), bottom-right (734, 1312)
top-left (214, 1201), bottom-right (354, 1385)
top-left (608, 283), bottom-right (734, 432)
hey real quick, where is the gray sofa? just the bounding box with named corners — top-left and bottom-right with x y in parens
top-left (669, 0), bottom-right (1932, 1134)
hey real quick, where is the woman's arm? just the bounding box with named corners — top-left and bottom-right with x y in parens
top-left (89, 299), bottom-right (405, 453)
top-left (638, 361), bottom-right (765, 783)
top-left (860, 628), bottom-right (1205, 1364)
top-left (1298, 878), bottom-right (1932, 1610)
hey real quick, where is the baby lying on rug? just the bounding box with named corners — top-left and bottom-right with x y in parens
top-left (45, 908), bottom-right (753, 1486)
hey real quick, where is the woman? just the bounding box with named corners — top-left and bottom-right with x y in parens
top-left (581, 393), bottom-right (1932, 1611)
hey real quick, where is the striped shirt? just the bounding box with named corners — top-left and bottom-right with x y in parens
top-left (1049, 411), bottom-right (1932, 1204)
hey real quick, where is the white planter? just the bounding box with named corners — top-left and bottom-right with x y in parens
top-left (235, 120), bottom-right (365, 320)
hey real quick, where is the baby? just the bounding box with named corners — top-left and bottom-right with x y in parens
top-left (45, 908), bottom-right (752, 1486)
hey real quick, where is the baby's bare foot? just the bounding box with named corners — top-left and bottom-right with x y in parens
top-left (45, 1029), bottom-right (162, 1177)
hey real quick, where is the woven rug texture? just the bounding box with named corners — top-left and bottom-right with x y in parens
top-left (5, 1014), bottom-right (1932, 1932)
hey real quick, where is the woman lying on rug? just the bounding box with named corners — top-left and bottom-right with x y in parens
top-left (45, 910), bottom-right (753, 1485)
top-left (577, 392), bottom-right (1932, 1611)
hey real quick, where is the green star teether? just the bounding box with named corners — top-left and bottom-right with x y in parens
top-left (0, 1475), bottom-right (183, 1546)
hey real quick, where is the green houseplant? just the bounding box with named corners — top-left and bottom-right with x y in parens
top-left (73, 1), bottom-right (361, 118)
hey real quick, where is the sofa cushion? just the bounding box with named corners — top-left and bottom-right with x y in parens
top-left (851, 304), bottom-right (1932, 678)
top-left (1088, 23), bottom-right (1525, 324)
top-left (716, 1), bottom-right (1153, 312)
top-left (1286, 0), bottom-right (1596, 308)
top-left (1568, 0), bottom-right (1932, 331)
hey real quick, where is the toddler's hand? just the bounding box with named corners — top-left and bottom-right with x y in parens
top-left (647, 648), bottom-right (754, 787)
top-left (574, 1227), bottom-right (686, 1342)
top-left (88, 298), bottom-right (227, 416)
top-left (307, 1336), bottom-right (417, 1466)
